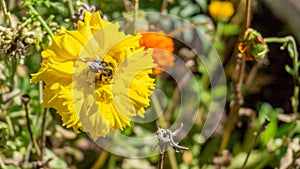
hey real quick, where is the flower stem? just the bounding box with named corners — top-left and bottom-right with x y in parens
top-left (0, 156), bottom-right (7, 169)
top-left (219, 54), bottom-right (245, 154)
top-left (0, 0), bottom-right (13, 28)
top-left (243, 0), bottom-right (251, 33)
top-left (67, 0), bottom-right (74, 17)
top-left (167, 150), bottom-right (179, 169)
top-left (219, 0), bottom-right (251, 154)
top-left (26, 4), bottom-right (53, 35)
top-left (107, 154), bottom-right (116, 169)
top-left (40, 108), bottom-right (48, 164)
top-left (91, 150), bottom-right (109, 169)
top-left (132, 0), bottom-right (139, 34)
top-left (5, 114), bottom-right (15, 137)
top-left (152, 94), bottom-right (167, 169)
top-left (158, 152), bottom-right (164, 169)
top-left (215, 22), bottom-right (225, 38)
top-left (22, 95), bottom-right (42, 157)
top-left (264, 36), bottom-right (299, 115)
top-left (123, 0), bottom-right (131, 13)
top-left (39, 81), bottom-right (43, 104)
top-left (152, 94), bottom-right (178, 169)
top-left (161, 0), bottom-right (169, 14)
top-left (151, 93), bottom-right (168, 128)
top-left (241, 118), bottom-right (270, 169)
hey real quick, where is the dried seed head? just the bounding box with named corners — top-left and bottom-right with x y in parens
top-left (156, 124), bottom-right (188, 154)
top-left (21, 94), bottom-right (31, 104)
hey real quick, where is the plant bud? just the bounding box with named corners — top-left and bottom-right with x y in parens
top-left (24, 37), bottom-right (34, 44)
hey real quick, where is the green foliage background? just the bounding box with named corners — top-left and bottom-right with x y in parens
top-left (0, 0), bottom-right (300, 169)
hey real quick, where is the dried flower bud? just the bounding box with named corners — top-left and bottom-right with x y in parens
top-left (238, 28), bottom-right (269, 60)
top-left (21, 94), bottom-right (31, 104)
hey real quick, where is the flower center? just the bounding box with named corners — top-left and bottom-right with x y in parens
top-left (88, 60), bottom-right (114, 85)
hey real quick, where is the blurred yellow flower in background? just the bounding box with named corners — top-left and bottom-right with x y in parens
top-left (139, 31), bottom-right (175, 75)
top-left (208, 1), bottom-right (235, 22)
top-left (31, 11), bottom-right (156, 139)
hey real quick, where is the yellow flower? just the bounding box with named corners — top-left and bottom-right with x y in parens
top-left (208, 1), bottom-right (235, 22)
top-left (31, 11), bottom-right (156, 139)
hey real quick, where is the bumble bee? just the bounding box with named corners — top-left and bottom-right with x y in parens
top-left (88, 60), bottom-right (114, 82)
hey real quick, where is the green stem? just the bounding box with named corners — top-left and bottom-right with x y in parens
top-left (27, 4), bottom-right (54, 35)
top-left (91, 151), bottom-right (109, 169)
top-left (19, 18), bottom-right (32, 29)
top-left (22, 95), bottom-right (41, 157)
top-left (264, 36), bottom-right (298, 76)
top-left (158, 152), bottom-right (164, 169)
top-left (151, 93), bottom-right (168, 128)
top-left (67, 0), bottom-right (74, 17)
top-left (40, 108), bottom-right (48, 164)
top-left (215, 22), bottom-right (225, 38)
top-left (264, 36), bottom-right (299, 115)
top-left (161, 0), bottom-right (168, 14)
top-left (293, 86), bottom-right (299, 115)
top-left (107, 154), bottom-right (116, 169)
top-left (39, 81), bottom-right (43, 104)
top-left (123, 0), bottom-right (131, 13)
top-left (132, 0), bottom-right (139, 34)
top-left (0, 0), bottom-right (13, 28)
top-left (283, 121), bottom-right (299, 147)
top-left (219, 54), bottom-right (245, 154)
top-left (151, 94), bottom-right (178, 169)
top-left (5, 114), bottom-right (15, 137)
top-left (167, 150), bottom-right (178, 169)
top-left (244, 0), bottom-right (251, 32)
top-left (0, 156), bottom-right (7, 169)
top-left (241, 118), bottom-right (270, 169)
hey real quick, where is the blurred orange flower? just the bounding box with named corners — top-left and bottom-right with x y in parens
top-left (139, 31), bottom-right (175, 75)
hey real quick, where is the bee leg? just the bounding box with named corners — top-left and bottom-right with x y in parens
top-left (99, 74), bottom-right (104, 81)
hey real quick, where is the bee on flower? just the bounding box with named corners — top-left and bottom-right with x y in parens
top-left (31, 11), bottom-right (156, 140)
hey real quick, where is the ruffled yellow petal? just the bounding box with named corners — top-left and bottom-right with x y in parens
top-left (31, 59), bottom-right (74, 86)
top-left (31, 11), bottom-right (156, 140)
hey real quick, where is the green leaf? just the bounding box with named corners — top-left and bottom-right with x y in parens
top-left (200, 90), bottom-right (211, 104)
top-left (179, 0), bottom-right (192, 7)
top-left (213, 41), bottom-right (225, 55)
top-left (191, 14), bottom-right (210, 23)
top-left (276, 122), bottom-right (297, 137)
top-left (285, 65), bottom-right (296, 76)
top-left (46, 149), bottom-right (68, 169)
top-left (211, 85), bottom-right (227, 99)
top-left (0, 122), bottom-right (8, 130)
top-left (257, 103), bottom-right (283, 146)
top-left (180, 4), bottom-right (200, 17)
top-left (170, 6), bottom-right (181, 15)
top-left (183, 26), bottom-right (194, 43)
top-left (223, 24), bottom-right (241, 36)
top-left (195, 0), bottom-right (208, 12)
top-left (160, 17), bottom-right (173, 33)
top-left (228, 150), bottom-right (272, 169)
top-left (49, 2), bottom-right (67, 13)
